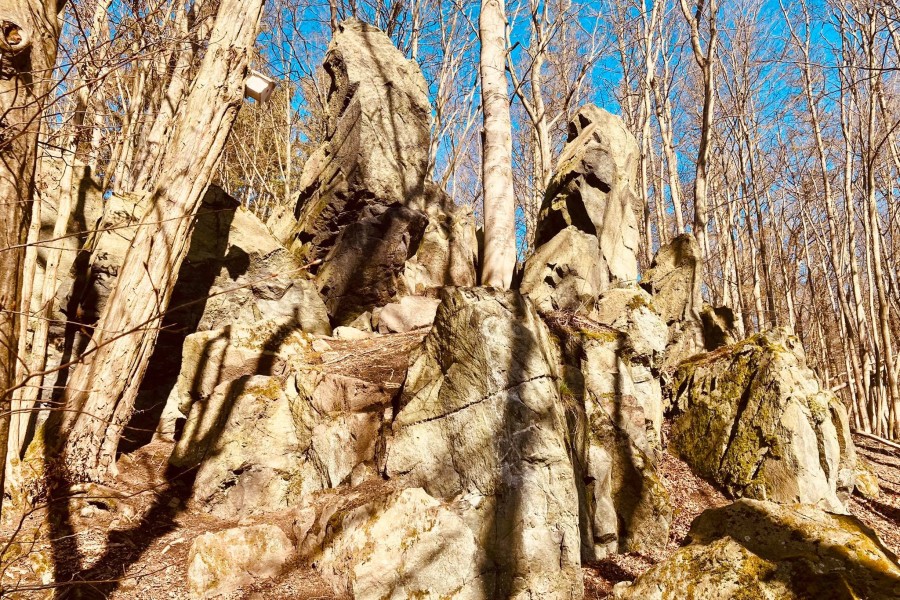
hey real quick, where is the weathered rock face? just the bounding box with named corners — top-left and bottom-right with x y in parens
top-left (375, 295), bottom-right (441, 333)
top-left (187, 524), bottom-right (294, 599)
top-left (613, 499), bottom-right (900, 600)
top-left (165, 317), bottom-right (421, 516)
top-left (641, 233), bottom-right (705, 368)
top-left (385, 287), bottom-right (583, 599)
top-left (298, 487), bottom-right (487, 599)
top-left (642, 234), bottom-right (740, 368)
top-left (291, 19), bottom-right (432, 263)
top-left (855, 458), bottom-right (881, 500)
top-left (172, 186), bottom-right (332, 335)
top-left (546, 312), bottom-right (671, 559)
top-left (520, 226), bottom-right (606, 314)
top-left (288, 19), bottom-right (475, 323)
top-left (170, 375), bottom-right (310, 518)
top-left (531, 105), bottom-right (640, 288)
top-left (158, 317), bottom-right (313, 440)
top-left (316, 203), bottom-right (427, 324)
top-left (699, 304), bottom-right (740, 349)
top-left (74, 191), bottom-right (151, 325)
top-left (669, 328), bottom-right (856, 511)
top-left (401, 190), bottom-right (478, 294)
top-left (593, 287), bottom-right (668, 371)
top-left (642, 233), bottom-right (703, 325)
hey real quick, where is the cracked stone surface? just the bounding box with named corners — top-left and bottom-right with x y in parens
top-left (385, 286), bottom-right (583, 599)
top-left (298, 487), bottom-right (488, 600)
top-left (669, 328), bottom-right (856, 512)
top-left (531, 104), bottom-right (640, 288)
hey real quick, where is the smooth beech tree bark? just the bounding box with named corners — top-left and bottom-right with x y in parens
top-left (0, 0), bottom-right (64, 512)
top-left (479, 0), bottom-right (516, 289)
top-left (55, 0), bottom-right (265, 482)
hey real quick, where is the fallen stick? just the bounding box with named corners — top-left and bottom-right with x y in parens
top-left (851, 429), bottom-right (900, 453)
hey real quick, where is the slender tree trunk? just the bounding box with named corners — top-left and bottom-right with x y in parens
top-left (679, 0), bottom-right (717, 259)
top-left (652, 74), bottom-right (684, 234)
top-left (54, 0), bottom-right (266, 482)
top-left (9, 190), bottom-right (41, 460)
top-left (479, 0), bottom-right (516, 288)
top-left (132, 1), bottom-right (195, 191)
top-left (10, 0), bottom-right (111, 463)
top-left (0, 0), bottom-right (64, 515)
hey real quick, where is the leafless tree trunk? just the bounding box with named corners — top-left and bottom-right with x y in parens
top-left (0, 0), bottom-right (64, 513)
top-left (479, 0), bottom-right (516, 288)
top-left (679, 0), bottom-right (717, 259)
top-left (53, 0), bottom-right (265, 482)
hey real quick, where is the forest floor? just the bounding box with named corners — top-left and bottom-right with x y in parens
top-left (1, 430), bottom-right (897, 599)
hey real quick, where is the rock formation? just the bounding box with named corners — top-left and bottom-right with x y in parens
top-left (385, 287), bottom-right (583, 599)
top-left (296, 486), bottom-right (487, 599)
top-left (164, 316), bottom-right (422, 516)
top-left (614, 499), bottom-right (900, 600)
top-left (669, 328), bottom-right (856, 511)
top-left (520, 226), bottom-right (605, 314)
top-left (520, 104), bottom-right (640, 314)
top-left (187, 524), bottom-right (294, 598)
top-left (283, 19), bottom-right (476, 325)
top-left (546, 310), bottom-right (671, 559)
top-left (41, 21), bottom-right (876, 600)
top-left (642, 233), bottom-right (740, 368)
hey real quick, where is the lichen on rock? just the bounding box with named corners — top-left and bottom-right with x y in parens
top-left (669, 328), bottom-right (856, 511)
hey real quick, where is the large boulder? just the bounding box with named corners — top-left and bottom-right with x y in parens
top-left (172, 186), bottom-right (331, 334)
top-left (591, 287), bottom-right (668, 445)
top-left (187, 524), bottom-right (294, 599)
top-left (401, 190), bottom-right (478, 294)
top-left (288, 20), bottom-right (475, 323)
top-left (669, 328), bottom-right (857, 511)
top-left (641, 233), bottom-right (705, 368)
top-left (297, 487), bottom-right (487, 599)
top-left (642, 233), bottom-right (703, 325)
top-left (170, 375), bottom-right (312, 517)
top-left (593, 287), bottom-right (668, 367)
top-left (385, 287), bottom-right (582, 599)
top-left (375, 295), bottom-right (441, 333)
top-left (159, 317), bottom-right (314, 435)
top-left (642, 234), bottom-right (740, 368)
top-left (531, 105), bottom-right (640, 288)
top-left (613, 499), bottom-right (900, 600)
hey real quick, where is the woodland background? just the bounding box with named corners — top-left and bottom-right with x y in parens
top-left (22, 0), bottom-right (900, 446)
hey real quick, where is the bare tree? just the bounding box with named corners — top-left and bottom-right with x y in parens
top-left (679, 0), bottom-right (718, 259)
top-left (52, 0), bottom-right (266, 482)
top-left (479, 0), bottom-right (516, 288)
top-left (0, 0), bottom-right (65, 510)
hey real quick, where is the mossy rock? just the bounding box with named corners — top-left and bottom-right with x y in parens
top-left (668, 328), bottom-right (856, 511)
top-left (615, 499), bottom-right (900, 600)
